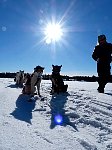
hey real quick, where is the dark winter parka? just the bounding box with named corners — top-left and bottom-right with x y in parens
top-left (92, 42), bottom-right (112, 76)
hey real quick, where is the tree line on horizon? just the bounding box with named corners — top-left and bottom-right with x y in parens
top-left (0, 72), bottom-right (112, 83)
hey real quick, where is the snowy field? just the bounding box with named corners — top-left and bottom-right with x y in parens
top-left (0, 78), bottom-right (112, 150)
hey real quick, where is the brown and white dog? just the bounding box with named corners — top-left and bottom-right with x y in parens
top-left (22, 73), bottom-right (32, 95)
top-left (22, 66), bottom-right (44, 97)
top-left (30, 66), bottom-right (44, 97)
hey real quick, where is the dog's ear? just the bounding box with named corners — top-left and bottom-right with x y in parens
top-left (41, 67), bottom-right (44, 71)
top-left (61, 65), bottom-right (62, 67)
top-left (52, 64), bottom-right (54, 67)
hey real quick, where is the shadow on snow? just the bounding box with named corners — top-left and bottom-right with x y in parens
top-left (50, 92), bottom-right (78, 131)
top-left (105, 92), bottom-right (112, 96)
top-left (10, 94), bottom-right (36, 124)
top-left (7, 84), bottom-right (23, 88)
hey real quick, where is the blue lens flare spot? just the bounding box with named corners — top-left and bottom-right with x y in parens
top-left (54, 114), bottom-right (63, 124)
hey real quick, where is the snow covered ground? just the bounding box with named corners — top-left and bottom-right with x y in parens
top-left (0, 78), bottom-right (112, 150)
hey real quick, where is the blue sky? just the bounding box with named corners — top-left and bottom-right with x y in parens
top-left (0, 0), bottom-right (112, 76)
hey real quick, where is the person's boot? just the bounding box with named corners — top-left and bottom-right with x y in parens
top-left (97, 87), bottom-right (104, 93)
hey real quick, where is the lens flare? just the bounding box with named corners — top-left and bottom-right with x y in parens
top-left (54, 114), bottom-right (63, 124)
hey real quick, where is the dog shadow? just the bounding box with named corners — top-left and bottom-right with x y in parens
top-left (105, 92), bottom-right (112, 96)
top-left (7, 84), bottom-right (19, 88)
top-left (50, 93), bottom-right (78, 131)
top-left (10, 94), bottom-right (36, 124)
top-left (7, 84), bottom-right (23, 88)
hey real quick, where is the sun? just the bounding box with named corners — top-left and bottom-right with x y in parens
top-left (44, 23), bottom-right (63, 44)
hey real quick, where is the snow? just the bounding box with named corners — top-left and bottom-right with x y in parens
top-left (0, 78), bottom-right (112, 150)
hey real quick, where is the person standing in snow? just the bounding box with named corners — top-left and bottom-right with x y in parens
top-left (92, 34), bottom-right (112, 93)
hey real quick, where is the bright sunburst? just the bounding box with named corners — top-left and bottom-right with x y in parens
top-left (44, 22), bottom-right (63, 44)
top-left (32, 0), bottom-right (76, 49)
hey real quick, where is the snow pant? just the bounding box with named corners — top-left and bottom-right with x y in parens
top-left (97, 63), bottom-right (111, 92)
top-left (98, 74), bottom-right (109, 91)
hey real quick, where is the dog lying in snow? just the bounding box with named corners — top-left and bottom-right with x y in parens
top-left (50, 65), bottom-right (68, 94)
top-left (22, 66), bottom-right (44, 97)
